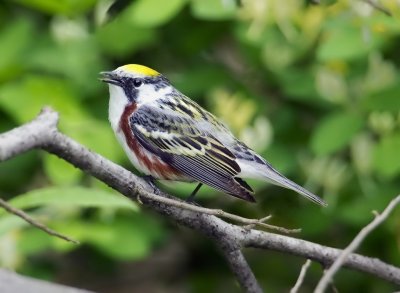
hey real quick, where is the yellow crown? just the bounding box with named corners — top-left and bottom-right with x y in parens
top-left (120, 64), bottom-right (160, 77)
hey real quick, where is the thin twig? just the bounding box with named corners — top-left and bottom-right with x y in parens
top-left (134, 191), bottom-right (300, 234)
top-left (363, 0), bottom-right (392, 16)
top-left (315, 194), bottom-right (400, 293)
top-left (243, 215), bottom-right (272, 229)
top-left (0, 198), bottom-right (79, 244)
top-left (290, 259), bottom-right (312, 293)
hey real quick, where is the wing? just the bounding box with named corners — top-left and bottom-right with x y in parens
top-left (130, 105), bottom-right (255, 202)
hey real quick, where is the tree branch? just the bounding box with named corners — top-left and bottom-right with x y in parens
top-left (363, 0), bottom-right (392, 16)
top-left (290, 259), bottom-right (312, 293)
top-left (244, 230), bottom-right (400, 286)
top-left (0, 269), bottom-right (92, 293)
top-left (221, 249), bottom-right (262, 293)
top-left (1, 108), bottom-right (400, 292)
top-left (315, 195), bottom-right (400, 292)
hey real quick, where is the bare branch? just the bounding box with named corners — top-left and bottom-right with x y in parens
top-left (0, 268), bottom-right (92, 293)
top-left (221, 249), bottom-right (262, 293)
top-left (290, 259), bottom-right (312, 293)
top-left (315, 194), bottom-right (400, 292)
top-left (1, 108), bottom-right (400, 291)
top-left (0, 198), bottom-right (79, 244)
top-left (244, 230), bottom-right (400, 285)
top-left (363, 0), bottom-right (392, 16)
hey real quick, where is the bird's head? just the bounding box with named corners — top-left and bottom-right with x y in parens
top-left (100, 64), bottom-right (172, 106)
top-left (102, 64), bottom-right (174, 131)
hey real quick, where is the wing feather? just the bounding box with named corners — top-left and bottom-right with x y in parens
top-left (130, 105), bottom-right (255, 201)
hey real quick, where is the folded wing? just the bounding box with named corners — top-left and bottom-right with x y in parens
top-left (130, 105), bottom-right (255, 202)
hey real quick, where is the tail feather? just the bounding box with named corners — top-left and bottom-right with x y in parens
top-left (264, 167), bottom-right (327, 207)
top-left (237, 159), bottom-right (327, 206)
top-left (275, 175), bottom-right (327, 207)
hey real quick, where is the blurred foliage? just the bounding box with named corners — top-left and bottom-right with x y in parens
top-left (0, 0), bottom-right (400, 292)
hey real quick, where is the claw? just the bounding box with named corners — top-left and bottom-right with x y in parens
top-left (142, 175), bottom-right (161, 195)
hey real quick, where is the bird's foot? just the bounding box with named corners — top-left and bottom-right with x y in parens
top-left (185, 183), bottom-right (203, 206)
top-left (142, 175), bottom-right (161, 195)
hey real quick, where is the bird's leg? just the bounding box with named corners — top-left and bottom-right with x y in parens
top-left (142, 175), bottom-right (161, 195)
top-left (186, 183), bottom-right (203, 203)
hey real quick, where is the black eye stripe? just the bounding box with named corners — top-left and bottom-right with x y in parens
top-left (121, 78), bottom-right (138, 102)
top-left (120, 74), bottom-right (171, 102)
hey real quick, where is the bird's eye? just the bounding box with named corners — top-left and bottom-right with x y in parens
top-left (133, 78), bottom-right (143, 88)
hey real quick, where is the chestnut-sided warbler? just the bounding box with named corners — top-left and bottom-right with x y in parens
top-left (100, 64), bottom-right (327, 206)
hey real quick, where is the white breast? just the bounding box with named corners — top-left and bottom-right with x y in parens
top-left (108, 84), bottom-right (128, 133)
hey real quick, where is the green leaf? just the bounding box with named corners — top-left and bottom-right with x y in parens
top-left (87, 218), bottom-right (155, 260)
top-left (0, 75), bottom-right (85, 123)
top-left (373, 132), bottom-right (400, 179)
top-left (278, 69), bottom-right (321, 103)
top-left (295, 208), bottom-right (332, 235)
top-left (62, 119), bottom-right (124, 162)
top-left (1, 186), bottom-right (137, 215)
top-left (172, 66), bottom-right (229, 97)
top-left (14, 0), bottom-right (97, 16)
top-left (317, 26), bottom-right (382, 61)
top-left (339, 192), bottom-right (396, 225)
top-left (126, 0), bottom-right (187, 27)
top-left (17, 229), bottom-right (53, 255)
top-left (0, 216), bottom-right (27, 236)
top-left (96, 19), bottom-right (157, 57)
top-left (362, 84), bottom-right (400, 112)
top-left (0, 18), bottom-right (35, 79)
top-left (191, 0), bottom-right (237, 20)
top-left (29, 38), bottom-right (105, 95)
top-left (43, 155), bottom-right (82, 185)
top-left (262, 144), bottom-right (297, 175)
top-left (311, 113), bottom-right (364, 156)
top-left (0, 153), bottom-right (39, 193)
top-left (51, 215), bottom-right (165, 260)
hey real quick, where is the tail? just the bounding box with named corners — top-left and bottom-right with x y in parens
top-left (263, 164), bottom-right (327, 206)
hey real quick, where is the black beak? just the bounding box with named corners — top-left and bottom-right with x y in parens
top-left (99, 71), bottom-right (121, 86)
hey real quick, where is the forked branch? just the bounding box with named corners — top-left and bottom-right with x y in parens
top-left (0, 108), bottom-right (399, 292)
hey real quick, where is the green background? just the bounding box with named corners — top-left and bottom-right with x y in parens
top-left (0, 0), bottom-right (399, 291)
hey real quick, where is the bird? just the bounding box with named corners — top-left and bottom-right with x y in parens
top-left (100, 64), bottom-right (327, 207)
